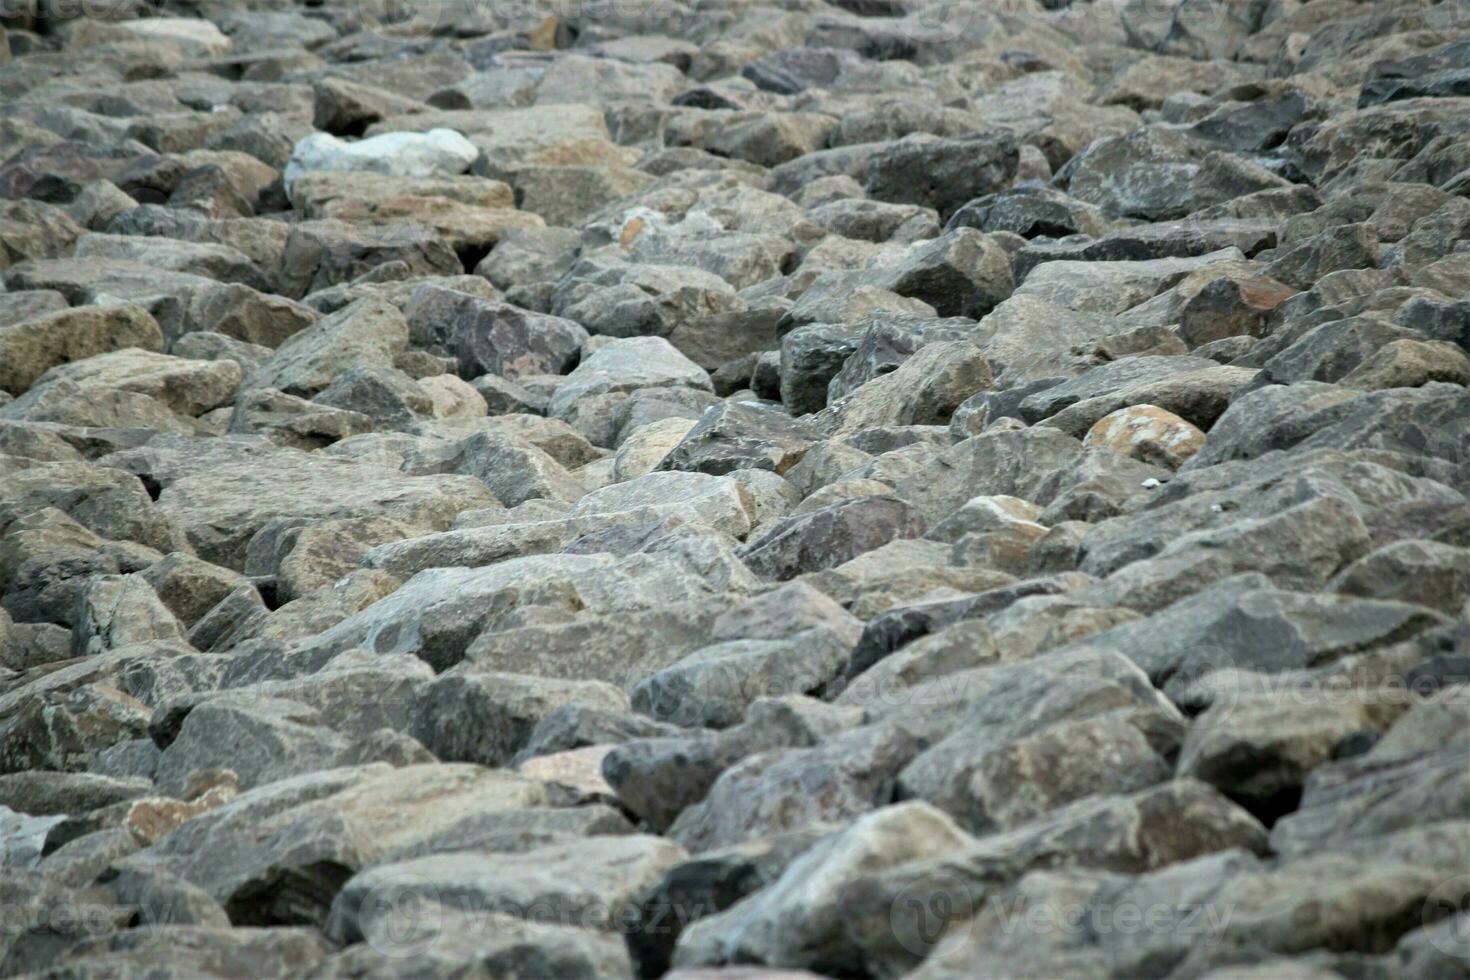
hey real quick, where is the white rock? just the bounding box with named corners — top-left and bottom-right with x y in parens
top-left (117, 17), bottom-right (232, 53)
top-left (284, 129), bottom-right (479, 192)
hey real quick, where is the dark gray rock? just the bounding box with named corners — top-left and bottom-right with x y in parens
top-left (658, 401), bottom-right (820, 477)
top-left (738, 496), bottom-right (927, 581)
top-left (866, 132), bottom-right (1020, 220)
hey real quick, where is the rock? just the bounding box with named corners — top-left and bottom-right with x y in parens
top-left (549, 336), bottom-right (712, 425)
top-left (0, 7), bottom-right (1463, 974)
top-left (1186, 383), bottom-right (1470, 482)
top-left (1329, 540), bottom-right (1470, 616)
top-left (312, 532), bottom-right (757, 671)
top-left (0, 304), bottom-right (163, 396)
top-left (327, 834), bottom-right (685, 942)
top-left (1092, 494), bottom-right (1375, 613)
top-left (71, 575), bottom-right (189, 658)
top-left (554, 257), bottom-right (743, 338)
top-left (805, 198), bottom-right (940, 244)
top-left (674, 803), bottom-right (973, 974)
top-left (477, 226), bottom-right (582, 290)
top-left (778, 323), bottom-right (865, 417)
top-left (866, 132), bottom-right (1020, 220)
top-left (21, 924), bottom-right (331, 978)
top-left (106, 438), bottom-right (494, 570)
top-left (227, 388), bottom-right (374, 450)
top-left (822, 340), bottom-right (993, 435)
top-left (120, 764), bottom-right (552, 926)
top-left (738, 496), bottom-right (927, 582)
top-left (1271, 743), bottom-right (1468, 859)
top-left (317, 909), bottom-right (632, 977)
top-left (152, 695), bottom-right (347, 797)
top-left (1262, 223), bottom-right (1384, 290)
top-left (1178, 690), bottom-right (1387, 812)
top-left (668, 723), bottom-right (918, 853)
top-left (312, 77), bottom-right (431, 138)
top-left (27, 348), bottom-right (242, 418)
top-left (893, 426), bottom-right (1083, 525)
top-left (1059, 576), bottom-right (1448, 703)
top-left (631, 626), bottom-right (854, 728)
top-left (1178, 272), bottom-right (1298, 348)
top-left (868, 228), bottom-right (1014, 319)
top-left (409, 670), bottom-right (629, 767)
top-left (826, 313), bottom-right (979, 402)
top-left (284, 129), bottom-right (478, 189)
top-left (1083, 404), bottom-right (1206, 470)
top-left (658, 402), bottom-right (820, 476)
top-left (706, 113), bottom-right (839, 168)
top-left (1061, 126), bottom-right (1208, 220)
top-left (1341, 338), bottom-right (1470, 391)
top-left (514, 165), bottom-right (657, 226)
top-left (842, 780), bottom-right (1267, 975)
top-left (278, 220), bottom-right (461, 299)
top-left (438, 294), bottom-right (588, 380)
top-left (243, 296), bottom-right (408, 398)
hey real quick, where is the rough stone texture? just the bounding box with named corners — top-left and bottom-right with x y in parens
top-left (0, 8), bottom-right (1464, 980)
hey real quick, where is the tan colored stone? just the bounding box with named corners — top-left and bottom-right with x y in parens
top-left (1084, 404), bottom-right (1205, 470)
top-left (1340, 338), bottom-right (1470, 391)
top-left (517, 744), bottom-right (616, 804)
top-left (0, 304), bottom-right (163, 395)
top-left (125, 772), bottom-right (241, 846)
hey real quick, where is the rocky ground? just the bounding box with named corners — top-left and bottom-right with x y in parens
top-left (1, 0), bottom-right (1469, 976)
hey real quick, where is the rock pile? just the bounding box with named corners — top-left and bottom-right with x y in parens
top-left (1, 0), bottom-right (1468, 977)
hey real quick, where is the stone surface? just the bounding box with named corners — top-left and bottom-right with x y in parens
top-left (0, 8), bottom-right (1461, 979)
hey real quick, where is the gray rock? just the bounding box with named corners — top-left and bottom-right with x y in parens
top-left (1330, 539), bottom-right (1470, 615)
top-left (669, 723), bottom-right (918, 853)
top-left (866, 132), bottom-right (1020, 220)
top-left (12, 923), bottom-right (332, 978)
top-left (1062, 575), bottom-right (1449, 703)
top-left (1090, 494), bottom-right (1374, 613)
top-left (777, 270), bottom-right (938, 336)
top-left (316, 909), bottom-right (632, 978)
top-left (738, 496), bottom-right (927, 582)
top-left (313, 366), bottom-right (432, 430)
top-left (674, 803), bottom-right (973, 975)
top-left (120, 763), bottom-right (551, 924)
top-left (409, 669), bottom-right (629, 767)
top-left (71, 575), bottom-right (189, 658)
top-left (778, 323), bottom-right (865, 417)
top-left (152, 694), bottom-right (347, 797)
top-left (806, 198), bottom-right (941, 243)
top-left (549, 336), bottom-right (712, 423)
top-left (841, 780), bottom-right (1267, 976)
top-left (243, 296), bottom-right (408, 399)
top-left (907, 713), bottom-right (1173, 835)
top-left (658, 401), bottom-right (820, 476)
top-left (439, 293), bottom-right (589, 381)
top-left (227, 387), bottom-right (375, 450)
top-left (1061, 126), bottom-right (1209, 220)
top-left (278, 220), bottom-right (461, 299)
top-left (868, 228), bottom-right (1014, 319)
top-left (827, 313), bottom-right (978, 402)
top-left (106, 438), bottom-right (495, 570)
top-left (821, 340), bottom-right (993, 435)
top-left (327, 834), bottom-right (685, 943)
top-left (1186, 383), bottom-right (1470, 486)
top-left (1270, 743), bottom-right (1470, 859)
top-left (477, 226), bottom-right (583, 291)
top-left (632, 626), bottom-right (854, 728)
